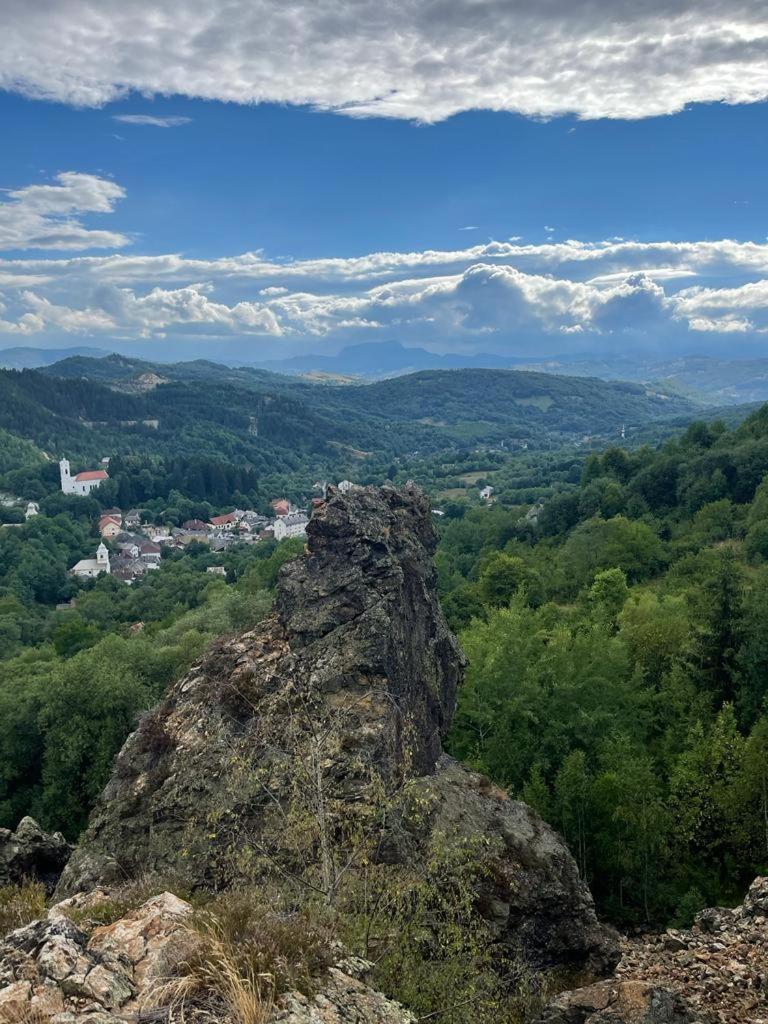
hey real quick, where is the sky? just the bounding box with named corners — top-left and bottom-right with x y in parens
top-left (1, 0), bottom-right (768, 361)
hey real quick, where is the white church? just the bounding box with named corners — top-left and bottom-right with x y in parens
top-left (60, 459), bottom-right (109, 496)
top-left (70, 543), bottom-right (111, 579)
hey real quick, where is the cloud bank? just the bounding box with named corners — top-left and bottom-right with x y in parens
top-left (1, 1), bottom-right (768, 121)
top-left (2, 172), bottom-right (768, 354)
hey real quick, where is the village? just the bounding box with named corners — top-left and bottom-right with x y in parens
top-left (60, 458), bottom-right (361, 583)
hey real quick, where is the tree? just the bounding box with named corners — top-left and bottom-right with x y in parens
top-left (478, 554), bottom-right (538, 607)
top-left (561, 516), bottom-right (664, 591)
top-left (588, 568), bottom-right (629, 627)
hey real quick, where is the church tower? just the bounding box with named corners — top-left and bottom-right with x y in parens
top-left (59, 458), bottom-right (72, 494)
top-left (96, 543), bottom-right (111, 574)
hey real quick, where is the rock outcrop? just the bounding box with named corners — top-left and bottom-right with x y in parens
top-left (0, 894), bottom-right (414, 1024)
top-left (0, 892), bottom-right (193, 1021)
top-left (56, 486), bottom-right (618, 975)
top-left (0, 817), bottom-right (72, 894)
top-left (538, 876), bottom-right (768, 1024)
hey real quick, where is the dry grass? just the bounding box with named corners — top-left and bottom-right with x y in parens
top-left (0, 880), bottom-right (46, 938)
top-left (155, 916), bottom-right (275, 1024)
top-left (152, 891), bottom-right (335, 1024)
top-left (0, 1005), bottom-right (51, 1024)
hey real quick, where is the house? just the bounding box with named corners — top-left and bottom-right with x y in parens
top-left (139, 541), bottom-right (162, 566)
top-left (270, 499), bottom-right (291, 518)
top-left (273, 512), bottom-right (309, 541)
top-left (240, 511), bottom-right (270, 531)
top-left (479, 485), bottom-right (494, 501)
top-left (337, 480), bottom-right (356, 494)
top-left (24, 501), bottom-right (39, 519)
top-left (206, 566), bottom-right (227, 576)
top-left (181, 519), bottom-right (210, 534)
top-left (59, 459), bottom-right (108, 496)
top-left (124, 509), bottom-right (144, 529)
top-left (144, 524), bottom-right (171, 540)
top-left (139, 540), bottom-right (162, 564)
top-left (210, 512), bottom-right (238, 530)
top-left (99, 515), bottom-right (122, 539)
top-left (70, 542), bottom-right (111, 578)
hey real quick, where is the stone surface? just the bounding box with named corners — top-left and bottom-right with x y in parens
top-left (56, 486), bottom-right (617, 975)
top-left (0, 816), bottom-right (72, 894)
top-left (273, 959), bottom-right (415, 1024)
top-left (0, 896), bottom-right (415, 1024)
top-left (534, 979), bottom-right (701, 1023)
top-left (0, 892), bottom-right (195, 1020)
top-left (539, 876), bottom-right (768, 1024)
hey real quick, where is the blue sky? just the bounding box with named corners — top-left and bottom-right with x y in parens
top-left (1, 0), bottom-right (768, 360)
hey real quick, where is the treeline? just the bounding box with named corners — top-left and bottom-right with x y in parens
top-left (440, 408), bottom-right (768, 927)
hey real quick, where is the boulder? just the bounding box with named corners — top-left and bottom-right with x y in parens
top-left (56, 486), bottom-right (618, 976)
top-left (0, 816), bottom-right (72, 893)
top-left (534, 979), bottom-right (702, 1024)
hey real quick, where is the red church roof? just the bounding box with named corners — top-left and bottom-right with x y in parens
top-left (74, 470), bottom-right (108, 482)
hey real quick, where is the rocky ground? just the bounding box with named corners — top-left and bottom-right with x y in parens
top-left (536, 876), bottom-right (768, 1023)
top-left (614, 876), bottom-right (768, 1024)
top-left (0, 889), bottom-right (414, 1024)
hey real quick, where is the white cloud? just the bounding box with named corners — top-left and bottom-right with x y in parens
top-left (113, 114), bottom-right (192, 127)
top-left (3, 171), bottom-right (768, 349)
top-left (0, 2), bottom-right (767, 122)
top-left (0, 172), bottom-right (128, 251)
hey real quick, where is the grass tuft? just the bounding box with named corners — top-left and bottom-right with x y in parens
top-left (0, 880), bottom-right (46, 938)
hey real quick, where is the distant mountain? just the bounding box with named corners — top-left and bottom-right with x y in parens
top-left (0, 346), bottom-right (110, 370)
top-left (254, 340), bottom-right (521, 378)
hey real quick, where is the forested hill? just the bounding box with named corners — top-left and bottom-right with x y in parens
top-left (31, 354), bottom-right (696, 453)
top-left (338, 368), bottom-right (691, 439)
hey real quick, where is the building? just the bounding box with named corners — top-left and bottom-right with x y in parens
top-left (270, 498), bottom-right (291, 518)
top-left (124, 509), bottom-right (144, 529)
top-left (182, 519), bottom-right (210, 534)
top-left (139, 541), bottom-right (162, 565)
top-left (99, 515), bottom-right (122, 539)
top-left (273, 512), bottom-right (309, 541)
top-left (479, 485), bottom-right (495, 501)
top-left (24, 501), bottom-right (39, 519)
top-left (70, 542), bottom-right (111, 578)
top-left (337, 480), bottom-right (356, 494)
top-left (210, 512), bottom-right (239, 530)
top-left (206, 566), bottom-right (227, 576)
top-left (59, 459), bottom-right (109, 496)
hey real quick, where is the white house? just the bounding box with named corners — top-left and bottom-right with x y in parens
top-left (70, 542), bottom-right (111, 578)
top-left (60, 459), bottom-right (109, 496)
top-left (24, 501), bottom-right (39, 519)
top-left (273, 512), bottom-right (309, 541)
top-left (337, 480), bottom-right (356, 494)
top-left (479, 485), bottom-right (494, 501)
